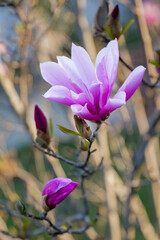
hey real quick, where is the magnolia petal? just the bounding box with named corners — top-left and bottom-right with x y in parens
top-left (40, 62), bottom-right (77, 92)
top-left (96, 38), bottom-right (119, 89)
top-left (57, 56), bottom-right (85, 92)
top-left (53, 182), bottom-right (78, 205)
top-left (42, 178), bottom-right (72, 196)
top-left (71, 43), bottom-right (97, 86)
top-left (44, 86), bottom-right (74, 106)
top-left (118, 66), bottom-right (146, 101)
top-left (99, 91), bottom-right (126, 120)
top-left (40, 62), bottom-right (67, 85)
top-left (71, 104), bottom-right (101, 121)
top-left (108, 91), bottom-right (126, 112)
top-left (70, 91), bottom-right (89, 105)
top-left (89, 82), bottom-right (102, 112)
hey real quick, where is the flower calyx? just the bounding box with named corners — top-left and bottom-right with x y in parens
top-left (42, 194), bottom-right (52, 212)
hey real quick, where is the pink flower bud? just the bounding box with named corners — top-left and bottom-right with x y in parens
top-left (42, 178), bottom-right (79, 212)
top-left (108, 5), bottom-right (120, 39)
top-left (111, 5), bottom-right (119, 19)
top-left (34, 105), bottom-right (48, 133)
top-left (34, 105), bottom-right (50, 147)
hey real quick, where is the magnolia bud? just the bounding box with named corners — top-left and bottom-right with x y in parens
top-left (34, 105), bottom-right (48, 133)
top-left (34, 105), bottom-right (50, 148)
top-left (74, 115), bottom-right (92, 139)
top-left (15, 200), bottom-right (26, 215)
top-left (107, 5), bottom-right (120, 39)
top-left (80, 138), bottom-right (90, 151)
top-left (94, 0), bottom-right (109, 32)
top-left (42, 178), bottom-right (79, 212)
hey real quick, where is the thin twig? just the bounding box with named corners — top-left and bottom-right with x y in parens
top-left (83, 123), bottom-right (101, 167)
top-left (0, 230), bottom-right (25, 240)
top-left (80, 176), bottom-right (89, 216)
top-left (119, 56), bottom-right (160, 88)
top-left (25, 212), bottom-right (60, 232)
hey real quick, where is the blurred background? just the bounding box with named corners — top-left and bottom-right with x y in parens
top-left (0, 0), bottom-right (160, 239)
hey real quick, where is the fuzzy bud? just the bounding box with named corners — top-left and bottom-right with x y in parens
top-left (80, 138), bottom-right (90, 151)
top-left (74, 115), bottom-right (92, 139)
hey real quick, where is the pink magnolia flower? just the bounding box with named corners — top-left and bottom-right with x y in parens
top-left (40, 39), bottom-right (145, 122)
top-left (42, 178), bottom-right (79, 211)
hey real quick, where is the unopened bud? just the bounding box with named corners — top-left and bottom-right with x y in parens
top-left (107, 5), bottom-right (120, 39)
top-left (15, 200), bottom-right (26, 215)
top-left (80, 138), bottom-right (90, 151)
top-left (111, 5), bottom-right (119, 19)
top-left (34, 105), bottom-right (48, 133)
top-left (74, 115), bottom-right (92, 139)
top-left (34, 105), bottom-right (50, 148)
top-left (94, 0), bottom-right (109, 32)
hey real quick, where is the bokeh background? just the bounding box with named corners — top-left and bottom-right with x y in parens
top-left (0, 0), bottom-right (160, 239)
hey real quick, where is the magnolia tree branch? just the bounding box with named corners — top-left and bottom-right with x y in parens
top-left (35, 124), bottom-right (101, 235)
top-left (0, 124), bottom-right (102, 238)
top-left (0, 198), bottom-right (97, 238)
top-left (0, 230), bottom-right (25, 240)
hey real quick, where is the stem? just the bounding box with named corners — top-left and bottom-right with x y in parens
top-left (119, 56), bottom-right (160, 88)
top-left (83, 123), bottom-right (101, 167)
top-left (25, 212), bottom-right (61, 232)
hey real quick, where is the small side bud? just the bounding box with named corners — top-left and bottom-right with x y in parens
top-left (94, 0), bottom-right (109, 32)
top-left (80, 138), bottom-right (90, 151)
top-left (74, 115), bottom-right (92, 139)
top-left (107, 5), bottom-right (121, 39)
top-left (34, 105), bottom-right (50, 148)
top-left (111, 4), bottom-right (119, 19)
top-left (34, 105), bottom-right (48, 133)
top-left (15, 200), bottom-right (26, 215)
